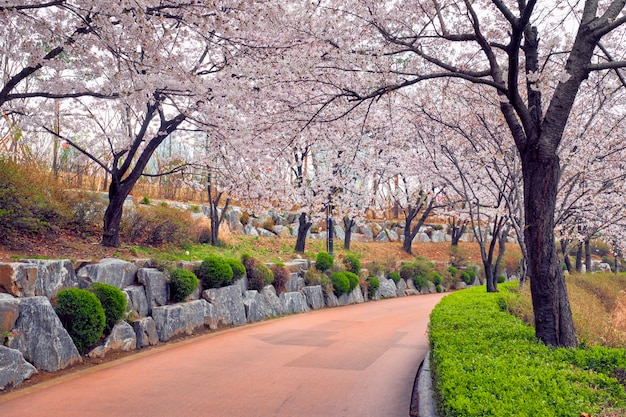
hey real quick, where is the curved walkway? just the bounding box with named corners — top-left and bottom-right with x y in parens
top-left (0, 293), bottom-right (445, 417)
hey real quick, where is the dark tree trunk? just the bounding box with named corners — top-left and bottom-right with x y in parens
top-left (449, 217), bottom-right (467, 247)
top-left (207, 175), bottom-right (230, 247)
top-left (560, 239), bottom-right (572, 274)
top-left (402, 199), bottom-right (435, 255)
top-left (295, 212), bottom-right (312, 253)
top-left (326, 216), bottom-right (334, 256)
top-left (343, 217), bottom-right (355, 250)
top-left (522, 152), bottom-right (577, 348)
top-left (101, 182), bottom-right (132, 247)
top-left (584, 238), bottom-right (592, 273)
top-left (575, 241), bottom-right (583, 272)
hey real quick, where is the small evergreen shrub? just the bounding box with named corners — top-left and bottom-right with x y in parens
top-left (343, 254), bottom-right (361, 274)
top-left (90, 282), bottom-right (126, 333)
top-left (430, 272), bottom-right (443, 286)
top-left (226, 258), bottom-right (246, 281)
top-left (197, 254), bottom-right (233, 289)
top-left (344, 271), bottom-right (359, 292)
top-left (367, 277), bottom-right (380, 299)
top-left (435, 284), bottom-right (443, 293)
top-left (243, 256), bottom-right (274, 291)
top-left (55, 288), bottom-right (106, 353)
top-left (413, 276), bottom-right (427, 291)
top-left (271, 263), bottom-right (290, 294)
top-left (498, 274), bottom-right (507, 283)
top-left (330, 272), bottom-right (350, 297)
top-left (315, 251), bottom-right (334, 272)
top-left (461, 271), bottom-right (473, 285)
top-left (169, 268), bottom-right (199, 302)
top-left (447, 265), bottom-right (459, 277)
top-left (387, 271), bottom-right (401, 284)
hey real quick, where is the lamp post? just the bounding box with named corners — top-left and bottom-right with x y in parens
top-left (326, 200), bottom-right (334, 257)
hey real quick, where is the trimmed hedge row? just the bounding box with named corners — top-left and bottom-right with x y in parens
top-left (429, 283), bottom-right (626, 417)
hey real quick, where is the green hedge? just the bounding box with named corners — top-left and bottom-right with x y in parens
top-left (55, 288), bottom-right (106, 353)
top-left (429, 284), bottom-right (626, 416)
top-left (90, 282), bottom-right (126, 333)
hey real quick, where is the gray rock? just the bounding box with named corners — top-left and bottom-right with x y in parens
top-left (243, 224), bottom-right (259, 236)
top-left (272, 225), bottom-right (292, 238)
top-left (338, 286), bottom-right (365, 305)
top-left (8, 297), bottom-right (81, 372)
top-left (243, 290), bottom-right (267, 323)
top-left (359, 225), bottom-right (374, 241)
top-left (260, 285), bottom-right (284, 317)
top-left (378, 278), bottom-right (398, 298)
top-left (280, 292), bottom-right (310, 314)
top-left (132, 317), bottom-right (159, 348)
top-left (137, 268), bottom-right (169, 314)
top-left (257, 227), bottom-right (275, 238)
top-left (0, 293), bottom-right (19, 334)
top-left (325, 292), bottom-right (340, 307)
top-left (152, 300), bottom-right (205, 342)
top-left (202, 285), bottom-right (247, 327)
top-left (234, 275), bottom-right (249, 296)
top-left (415, 233), bottom-right (431, 243)
top-left (396, 279), bottom-right (407, 296)
top-left (431, 230), bottom-right (446, 243)
top-left (455, 281), bottom-right (468, 290)
top-left (285, 272), bottom-right (305, 292)
top-left (284, 259), bottom-right (309, 273)
top-left (20, 259), bottom-right (78, 299)
top-left (224, 206), bottom-right (242, 232)
top-left (77, 258), bottom-right (138, 289)
top-left (123, 285), bottom-right (149, 317)
top-left (302, 285), bottom-right (325, 310)
top-left (387, 229), bottom-right (399, 242)
top-left (0, 262), bottom-right (38, 297)
top-left (0, 346), bottom-right (37, 390)
top-left (202, 299), bottom-right (219, 330)
top-left (334, 225), bottom-right (345, 241)
top-left (375, 230), bottom-right (389, 242)
top-left (371, 223), bottom-right (383, 236)
top-left (88, 321), bottom-right (137, 358)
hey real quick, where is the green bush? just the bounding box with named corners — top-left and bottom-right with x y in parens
top-left (461, 271), bottom-right (472, 285)
top-left (367, 277), bottom-right (380, 299)
top-left (413, 275), bottom-right (427, 291)
top-left (243, 256), bottom-right (274, 291)
top-left (447, 265), bottom-right (459, 277)
top-left (315, 251), bottom-right (334, 272)
top-left (55, 288), bottom-right (106, 353)
top-left (90, 282), bottom-right (126, 333)
top-left (497, 274), bottom-right (506, 283)
top-left (197, 254), bottom-right (233, 289)
top-left (435, 284), bottom-right (443, 293)
top-left (342, 254), bottom-right (361, 274)
top-left (387, 271), bottom-right (401, 284)
top-left (226, 258), bottom-right (246, 281)
top-left (169, 268), bottom-right (199, 302)
top-left (344, 271), bottom-right (359, 292)
top-left (429, 284), bottom-right (626, 416)
top-left (271, 263), bottom-right (290, 294)
top-left (430, 272), bottom-right (443, 286)
top-left (330, 272), bottom-right (350, 297)
top-left (304, 268), bottom-right (333, 295)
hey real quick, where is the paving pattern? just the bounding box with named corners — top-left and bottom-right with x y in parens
top-left (0, 293), bottom-right (445, 417)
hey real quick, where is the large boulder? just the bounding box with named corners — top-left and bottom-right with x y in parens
top-left (284, 259), bottom-right (309, 273)
top-left (302, 286), bottom-right (325, 310)
top-left (20, 259), bottom-right (78, 299)
top-left (202, 285), bottom-right (247, 327)
top-left (137, 268), bottom-right (169, 314)
top-left (272, 225), bottom-right (292, 238)
top-left (280, 292), bottom-right (310, 314)
top-left (0, 262), bottom-right (38, 297)
top-left (132, 317), bottom-right (159, 349)
top-left (202, 300), bottom-right (219, 330)
top-left (0, 293), bottom-right (19, 334)
top-left (123, 285), bottom-right (150, 317)
top-left (338, 286), bottom-right (366, 305)
top-left (243, 290), bottom-right (268, 323)
top-left (285, 272), bottom-right (305, 292)
top-left (396, 279), bottom-right (407, 297)
top-left (325, 292), bottom-right (340, 307)
top-left (260, 285), bottom-right (284, 317)
top-left (378, 278), bottom-right (398, 298)
top-left (430, 230), bottom-right (446, 243)
top-left (88, 321), bottom-right (137, 358)
top-left (77, 258), bottom-right (138, 289)
top-left (8, 297), bottom-right (81, 372)
top-left (152, 300), bottom-right (205, 342)
top-left (0, 346), bottom-right (37, 390)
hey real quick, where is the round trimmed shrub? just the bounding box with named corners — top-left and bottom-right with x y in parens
top-left (226, 258), bottom-right (246, 281)
top-left (55, 288), bottom-right (106, 353)
top-left (447, 265), bottom-right (459, 277)
top-left (367, 277), bottom-right (380, 299)
top-left (461, 271), bottom-right (472, 285)
top-left (197, 254), bottom-right (233, 289)
top-left (271, 263), bottom-right (290, 294)
top-left (498, 275), bottom-right (507, 283)
top-left (436, 284), bottom-right (443, 293)
top-left (344, 271), bottom-right (359, 292)
top-left (387, 271), bottom-right (401, 284)
top-left (315, 251), bottom-right (334, 272)
top-left (413, 275), bottom-right (427, 291)
top-left (169, 268), bottom-right (199, 302)
top-left (342, 254), bottom-right (361, 274)
top-left (330, 272), bottom-right (350, 297)
top-left (91, 282), bottom-right (126, 333)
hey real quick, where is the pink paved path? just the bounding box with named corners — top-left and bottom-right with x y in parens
top-left (0, 293), bottom-right (445, 417)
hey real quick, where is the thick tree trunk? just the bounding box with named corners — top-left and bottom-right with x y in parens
top-left (295, 212), bottom-right (312, 253)
top-left (343, 217), bottom-right (355, 250)
top-left (575, 241), bottom-right (583, 272)
top-left (449, 218), bottom-right (466, 247)
top-left (584, 239), bottom-right (592, 273)
top-left (522, 152), bottom-right (577, 348)
top-left (326, 217), bottom-right (334, 256)
top-left (101, 182), bottom-right (132, 247)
